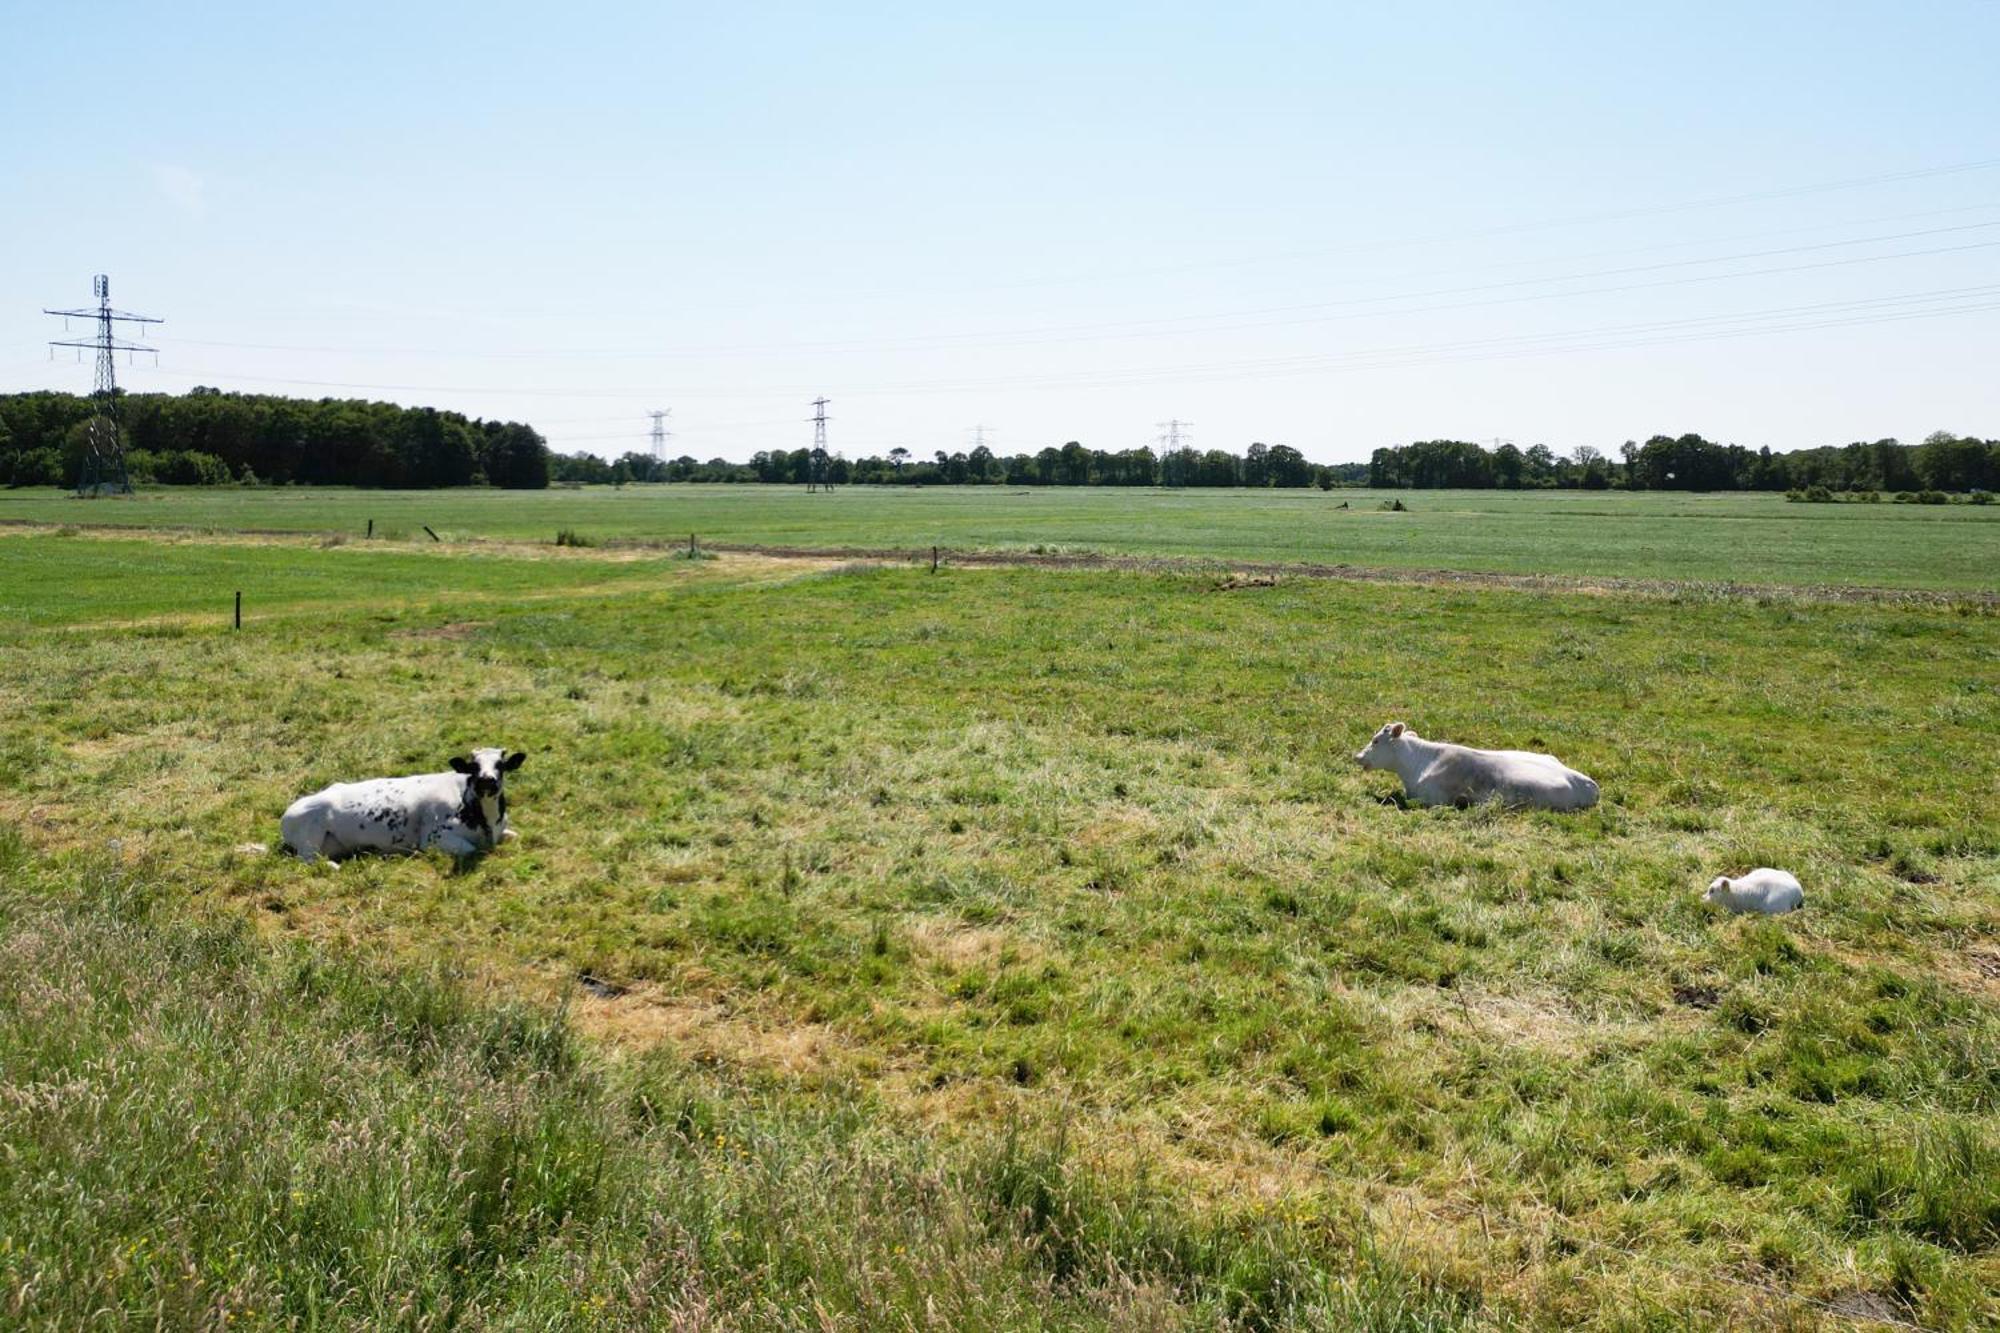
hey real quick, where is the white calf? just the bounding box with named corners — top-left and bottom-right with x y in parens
top-left (1354, 721), bottom-right (1599, 811)
top-left (281, 747), bottom-right (525, 864)
top-left (1704, 868), bottom-right (1803, 915)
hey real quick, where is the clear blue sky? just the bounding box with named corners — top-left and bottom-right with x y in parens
top-left (5, 2), bottom-right (1997, 463)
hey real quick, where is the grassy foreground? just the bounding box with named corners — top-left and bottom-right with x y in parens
top-left (1, 528), bottom-right (1997, 1327)
top-left (0, 840), bottom-right (1467, 1330)
top-left (3, 482), bottom-right (1998, 591)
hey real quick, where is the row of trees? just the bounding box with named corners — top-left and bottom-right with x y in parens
top-left (1367, 433), bottom-right (2000, 492)
top-left (572, 434), bottom-right (1997, 494)
top-left (558, 442), bottom-right (1373, 489)
top-left (7, 391), bottom-right (1991, 495)
top-left (0, 389), bottom-right (552, 489)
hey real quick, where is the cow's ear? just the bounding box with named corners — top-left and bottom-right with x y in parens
top-left (448, 756), bottom-right (475, 774)
top-left (501, 750), bottom-right (526, 772)
top-left (1387, 722), bottom-right (1406, 739)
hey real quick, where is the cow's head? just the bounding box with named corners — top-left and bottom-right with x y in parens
top-left (1354, 721), bottom-right (1408, 768)
top-left (450, 747), bottom-right (526, 799)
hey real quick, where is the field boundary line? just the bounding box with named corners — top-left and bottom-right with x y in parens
top-left (701, 540), bottom-right (1999, 608)
top-left (3, 518), bottom-right (1992, 606)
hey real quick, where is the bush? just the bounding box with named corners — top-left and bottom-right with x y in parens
top-left (1857, 490), bottom-right (1882, 503)
top-left (1804, 485), bottom-right (1835, 503)
top-left (1970, 491), bottom-right (1993, 505)
top-left (1894, 491), bottom-right (1917, 504)
top-left (1917, 490), bottom-right (1950, 506)
top-left (554, 528), bottom-right (595, 547)
top-left (4, 447), bottom-right (66, 487)
top-left (135, 449), bottom-right (233, 486)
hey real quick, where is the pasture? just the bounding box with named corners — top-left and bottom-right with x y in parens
top-left (0, 520), bottom-right (1996, 1329)
top-left (2, 481), bottom-right (1998, 591)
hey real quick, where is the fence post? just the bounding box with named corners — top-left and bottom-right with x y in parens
top-left (234, 590), bottom-right (241, 630)
top-left (423, 525), bottom-right (440, 542)
top-left (366, 518), bottom-right (373, 538)
top-left (931, 545), bottom-right (939, 573)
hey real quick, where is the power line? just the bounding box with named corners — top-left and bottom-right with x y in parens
top-left (43, 274), bottom-right (163, 496)
top-left (175, 155), bottom-right (2000, 322)
top-left (116, 278), bottom-right (2000, 402)
top-left (134, 212), bottom-right (2000, 364)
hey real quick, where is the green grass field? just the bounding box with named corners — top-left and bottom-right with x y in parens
top-left (1, 518), bottom-right (1997, 1329)
top-left (3, 482), bottom-right (1997, 591)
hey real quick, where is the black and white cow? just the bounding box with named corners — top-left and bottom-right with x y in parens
top-left (280, 747), bottom-right (526, 863)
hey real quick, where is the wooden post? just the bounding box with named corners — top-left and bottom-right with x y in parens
top-left (931, 545), bottom-right (939, 573)
top-left (423, 525), bottom-right (440, 542)
top-left (234, 591), bottom-right (241, 630)
top-left (689, 532), bottom-right (696, 556)
top-left (366, 518), bottom-right (374, 538)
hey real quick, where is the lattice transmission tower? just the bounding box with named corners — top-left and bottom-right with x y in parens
top-left (44, 274), bottom-right (162, 496)
top-left (807, 396), bottom-right (833, 492)
top-left (649, 409), bottom-right (673, 462)
top-left (1157, 419), bottom-right (1193, 487)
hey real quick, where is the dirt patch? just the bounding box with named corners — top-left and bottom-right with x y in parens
top-left (1821, 1288), bottom-right (1910, 1325)
top-left (1671, 982), bottom-right (1721, 1010)
top-left (1213, 573), bottom-right (1280, 591)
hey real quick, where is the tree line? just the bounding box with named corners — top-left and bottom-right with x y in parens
top-left (0, 389), bottom-right (552, 488)
top-left (564, 432), bottom-right (1998, 494)
top-left (1367, 433), bottom-right (2000, 493)
top-left (559, 442), bottom-right (1372, 489)
top-left (6, 390), bottom-right (1992, 495)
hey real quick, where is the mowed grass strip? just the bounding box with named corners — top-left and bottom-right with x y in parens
top-left (2, 481), bottom-right (1997, 590)
top-left (1, 532), bottom-right (1997, 1327)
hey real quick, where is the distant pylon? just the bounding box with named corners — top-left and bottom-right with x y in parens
top-left (649, 409), bottom-right (673, 462)
top-left (44, 274), bottom-right (162, 496)
top-left (807, 397), bottom-right (833, 492)
top-left (1156, 419), bottom-right (1193, 487)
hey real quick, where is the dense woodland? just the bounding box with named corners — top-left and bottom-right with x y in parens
top-left (0, 389), bottom-right (551, 489)
top-left (5, 388), bottom-right (1995, 494)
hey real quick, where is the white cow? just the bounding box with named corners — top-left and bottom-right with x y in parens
top-left (1704, 868), bottom-right (1804, 915)
top-left (1354, 721), bottom-right (1599, 811)
top-left (280, 747), bottom-right (525, 864)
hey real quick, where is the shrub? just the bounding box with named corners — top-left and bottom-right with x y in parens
top-left (554, 528), bottom-right (595, 547)
top-left (1894, 491), bottom-right (1917, 503)
top-left (1970, 491), bottom-right (1993, 505)
top-left (1917, 490), bottom-right (1950, 506)
top-left (138, 449), bottom-right (233, 486)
